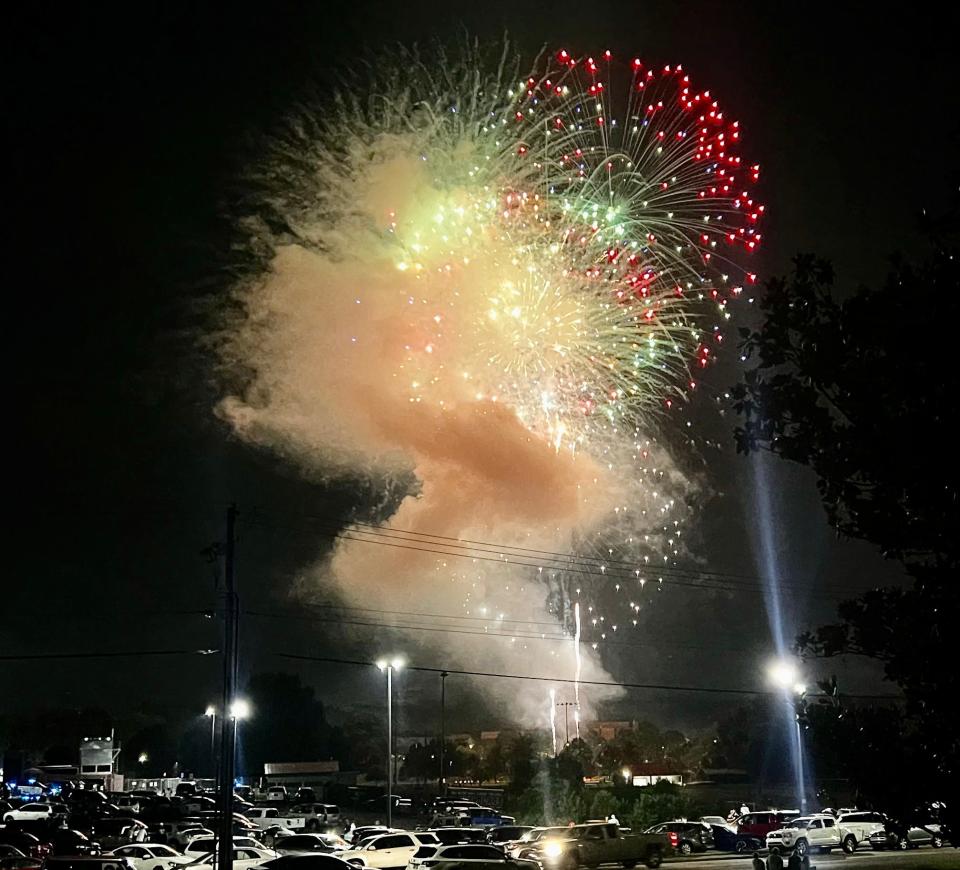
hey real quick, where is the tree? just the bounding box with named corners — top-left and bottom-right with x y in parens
top-left (732, 227), bottom-right (959, 831)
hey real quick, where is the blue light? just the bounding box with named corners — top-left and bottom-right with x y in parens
top-left (27, 778), bottom-right (37, 785)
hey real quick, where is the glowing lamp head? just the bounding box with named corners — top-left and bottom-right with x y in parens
top-left (768, 658), bottom-right (800, 690)
top-left (204, 705), bottom-right (216, 717)
top-left (622, 767), bottom-right (632, 781)
top-left (230, 699), bottom-right (251, 720)
top-left (375, 658), bottom-right (387, 671)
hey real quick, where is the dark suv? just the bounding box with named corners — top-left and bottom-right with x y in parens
top-left (643, 822), bottom-right (712, 855)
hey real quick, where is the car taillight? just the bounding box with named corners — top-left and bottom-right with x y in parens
top-left (669, 833), bottom-right (678, 847)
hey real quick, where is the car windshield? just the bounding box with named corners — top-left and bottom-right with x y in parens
top-left (786, 819), bottom-right (812, 830)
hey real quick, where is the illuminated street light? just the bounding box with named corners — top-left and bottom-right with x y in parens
top-left (230, 699), bottom-right (251, 720)
top-left (138, 752), bottom-right (149, 764)
top-left (767, 657), bottom-right (807, 812)
top-left (377, 656), bottom-right (404, 827)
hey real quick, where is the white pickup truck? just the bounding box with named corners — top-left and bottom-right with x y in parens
top-left (245, 808), bottom-right (306, 831)
top-left (766, 815), bottom-right (850, 857)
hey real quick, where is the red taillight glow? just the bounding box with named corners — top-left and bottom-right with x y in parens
top-left (669, 832), bottom-right (679, 847)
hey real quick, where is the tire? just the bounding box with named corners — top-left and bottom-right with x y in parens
top-left (794, 839), bottom-right (808, 857)
top-left (841, 835), bottom-right (857, 854)
top-left (679, 842), bottom-right (692, 856)
top-left (735, 840), bottom-right (748, 854)
top-left (644, 847), bottom-right (663, 869)
top-left (622, 861), bottom-right (636, 868)
top-left (897, 835), bottom-right (909, 850)
top-left (932, 835), bottom-right (943, 848)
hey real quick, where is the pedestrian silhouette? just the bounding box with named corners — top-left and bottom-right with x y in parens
top-left (751, 851), bottom-right (764, 870)
top-left (787, 851), bottom-right (802, 870)
top-left (767, 850), bottom-right (784, 870)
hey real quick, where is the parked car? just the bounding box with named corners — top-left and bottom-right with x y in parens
top-left (168, 831), bottom-right (213, 851)
top-left (273, 835), bottom-right (348, 855)
top-left (503, 829), bottom-right (567, 860)
top-left (484, 830), bottom-right (531, 847)
top-left (868, 821), bottom-right (944, 850)
top-left (641, 822), bottom-right (711, 856)
top-left (245, 811), bottom-right (304, 833)
top-left (113, 801), bottom-right (141, 817)
top-left (259, 856), bottom-right (353, 870)
top-left (4, 807), bottom-right (55, 824)
top-left (736, 810), bottom-right (801, 841)
top-left (108, 844), bottom-right (193, 870)
top-left (287, 807), bottom-right (340, 832)
top-left (408, 844), bottom-right (506, 869)
top-left (0, 833), bottom-right (49, 860)
top-left (706, 824), bottom-right (762, 854)
top-left (179, 848), bottom-right (276, 870)
top-left (835, 811), bottom-right (886, 852)
top-left (42, 858), bottom-right (136, 870)
top-left (1, 857), bottom-right (42, 870)
top-left (47, 831), bottom-right (100, 857)
top-left (765, 814), bottom-right (848, 857)
top-left (532, 823), bottom-right (670, 870)
top-left (183, 838), bottom-right (270, 859)
top-left (428, 833), bottom-right (487, 849)
top-left (342, 830), bottom-right (390, 848)
top-left (339, 833), bottom-right (439, 868)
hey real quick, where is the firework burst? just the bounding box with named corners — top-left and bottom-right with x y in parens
top-left (222, 40), bottom-right (765, 720)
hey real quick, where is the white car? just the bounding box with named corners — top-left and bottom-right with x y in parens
top-left (184, 848), bottom-right (278, 870)
top-left (247, 809), bottom-right (306, 831)
top-left (766, 815), bottom-right (849, 857)
top-left (340, 833), bottom-right (440, 868)
top-left (185, 837), bottom-right (273, 858)
top-left (3, 803), bottom-right (57, 822)
top-left (111, 844), bottom-right (195, 870)
top-left (288, 805), bottom-right (341, 830)
top-left (408, 844), bottom-right (509, 869)
top-left (171, 829), bottom-right (216, 849)
top-left (835, 811), bottom-right (886, 852)
top-left (274, 834), bottom-right (349, 855)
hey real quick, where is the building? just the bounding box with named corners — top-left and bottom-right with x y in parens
top-left (262, 761), bottom-right (357, 796)
top-left (628, 763), bottom-right (685, 787)
top-left (79, 735), bottom-right (123, 790)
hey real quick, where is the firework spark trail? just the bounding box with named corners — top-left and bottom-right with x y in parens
top-left (574, 600), bottom-right (582, 735)
top-left (219, 41), bottom-right (764, 721)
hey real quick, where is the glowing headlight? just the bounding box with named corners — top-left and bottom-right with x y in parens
top-left (543, 842), bottom-right (564, 859)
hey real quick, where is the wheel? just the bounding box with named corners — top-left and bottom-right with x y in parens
top-left (794, 839), bottom-right (808, 857)
top-left (735, 840), bottom-right (748, 854)
top-left (841, 835), bottom-right (857, 854)
top-left (644, 847), bottom-right (662, 869)
top-left (678, 841), bottom-right (692, 855)
top-left (621, 862), bottom-right (636, 868)
top-left (932, 835), bottom-right (943, 848)
top-left (896, 835), bottom-right (909, 850)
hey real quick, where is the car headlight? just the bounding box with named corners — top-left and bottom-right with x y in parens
top-left (543, 843), bottom-right (564, 859)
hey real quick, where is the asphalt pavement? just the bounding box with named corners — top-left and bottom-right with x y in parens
top-left (666, 847), bottom-right (958, 869)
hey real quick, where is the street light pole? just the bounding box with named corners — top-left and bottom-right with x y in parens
top-left (557, 701), bottom-right (576, 745)
top-left (377, 657), bottom-right (404, 829)
top-left (439, 671), bottom-right (448, 795)
top-left (205, 706), bottom-right (217, 778)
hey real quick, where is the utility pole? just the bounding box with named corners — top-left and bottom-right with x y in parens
top-left (386, 664), bottom-right (393, 829)
top-left (216, 505), bottom-right (238, 870)
top-left (439, 671), bottom-right (448, 795)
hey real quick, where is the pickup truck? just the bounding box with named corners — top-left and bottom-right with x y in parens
top-left (245, 807), bottom-right (306, 831)
top-left (534, 823), bottom-right (670, 869)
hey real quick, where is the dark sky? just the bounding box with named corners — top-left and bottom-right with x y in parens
top-left (7, 3), bottom-right (957, 737)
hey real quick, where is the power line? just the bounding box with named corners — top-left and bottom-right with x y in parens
top-left (242, 607), bottom-right (763, 654)
top-left (277, 652), bottom-right (903, 701)
top-left (0, 648), bottom-right (219, 662)
top-left (247, 517), bottom-right (872, 600)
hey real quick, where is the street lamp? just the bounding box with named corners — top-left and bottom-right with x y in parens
top-left (768, 658), bottom-right (807, 812)
top-left (229, 699), bottom-right (251, 784)
top-left (376, 657), bottom-right (404, 828)
top-left (205, 705), bottom-right (217, 777)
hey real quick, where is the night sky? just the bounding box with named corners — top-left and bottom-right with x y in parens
top-left (7, 3), bottom-right (957, 736)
